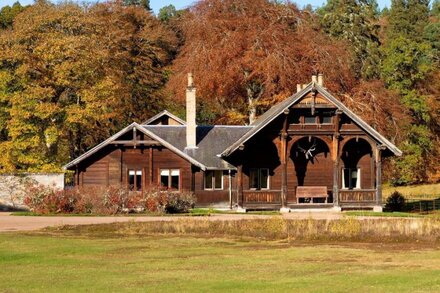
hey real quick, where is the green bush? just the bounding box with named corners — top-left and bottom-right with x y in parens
top-left (385, 191), bottom-right (406, 212)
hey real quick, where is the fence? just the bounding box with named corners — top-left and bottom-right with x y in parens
top-left (405, 198), bottom-right (440, 213)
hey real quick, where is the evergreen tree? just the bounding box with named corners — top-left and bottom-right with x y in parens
top-left (123, 0), bottom-right (150, 10)
top-left (387, 0), bottom-right (430, 41)
top-left (318, 0), bottom-right (382, 79)
top-left (382, 0), bottom-right (436, 184)
top-left (0, 2), bottom-right (26, 29)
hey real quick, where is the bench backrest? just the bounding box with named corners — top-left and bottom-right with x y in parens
top-left (296, 186), bottom-right (328, 197)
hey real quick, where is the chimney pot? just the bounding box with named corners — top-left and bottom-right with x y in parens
top-left (318, 74), bottom-right (324, 86)
top-left (302, 84), bottom-right (308, 89)
top-left (312, 75), bottom-right (317, 83)
top-left (296, 84), bottom-right (301, 93)
top-left (187, 73), bottom-right (194, 87)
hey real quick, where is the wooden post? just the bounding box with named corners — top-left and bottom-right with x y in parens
top-left (332, 135), bottom-right (339, 206)
top-left (149, 148), bottom-right (153, 185)
top-left (375, 146), bottom-right (383, 206)
top-left (332, 110), bottom-right (342, 207)
top-left (237, 164), bottom-right (244, 208)
top-left (280, 109), bottom-right (289, 208)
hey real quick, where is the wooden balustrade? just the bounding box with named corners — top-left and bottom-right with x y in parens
top-left (339, 189), bottom-right (376, 202)
top-left (244, 190), bottom-right (281, 203)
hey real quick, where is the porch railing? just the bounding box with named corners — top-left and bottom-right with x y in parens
top-left (243, 190), bottom-right (281, 204)
top-left (339, 189), bottom-right (376, 202)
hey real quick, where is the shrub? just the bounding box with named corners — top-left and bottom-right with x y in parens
top-left (385, 191), bottom-right (406, 212)
top-left (23, 183), bottom-right (196, 215)
top-left (165, 192), bottom-right (196, 214)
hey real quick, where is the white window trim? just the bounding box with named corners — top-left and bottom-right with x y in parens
top-left (204, 170), bottom-right (224, 190)
top-left (159, 168), bottom-right (180, 190)
top-left (341, 168), bottom-right (361, 190)
top-left (249, 168), bottom-right (270, 190)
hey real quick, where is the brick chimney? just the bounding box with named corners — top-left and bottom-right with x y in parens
top-left (186, 73), bottom-right (197, 149)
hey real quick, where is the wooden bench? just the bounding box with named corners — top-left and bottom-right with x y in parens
top-left (296, 186), bottom-right (328, 204)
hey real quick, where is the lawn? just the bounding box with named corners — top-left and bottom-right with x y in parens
top-left (1, 231), bottom-right (440, 292)
top-left (383, 183), bottom-right (440, 199)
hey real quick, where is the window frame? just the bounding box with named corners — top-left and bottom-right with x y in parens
top-left (128, 169), bottom-right (143, 191)
top-left (204, 170), bottom-right (224, 190)
top-left (341, 168), bottom-right (361, 190)
top-left (159, 168), bottom-right (181, 191)
top-left (249, 168), bottom-right (270, 190)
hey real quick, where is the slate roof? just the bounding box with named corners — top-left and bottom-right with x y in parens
top-left (221, 82), bottom-right (402, 157)
top-left (143, 125), bottom-right (252, 170)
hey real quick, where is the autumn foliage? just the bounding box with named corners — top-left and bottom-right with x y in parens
top-left (0, 0), bottom-right (439, 184)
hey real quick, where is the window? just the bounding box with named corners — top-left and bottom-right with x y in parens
top-left (204, 170), bottom-right (223, 190)
top-left (128, 169), bottom-right (142, 191)
top-left (249, 168), bottom-right (269, 190)
top-left (321, 115), bottom-right (332, 124)
top-left (304, 115), bottom-right (317, 124)
top-left (342, 168), bottom-right (361, 190)
top-left (160, 169), bottom-right (180, 190)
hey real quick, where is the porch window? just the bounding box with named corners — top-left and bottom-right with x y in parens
top-left (320, 115), bottom-right (332, 124)
top-left (128, 169), bottom-right (142, 191)
top-left (160, 169), bottom-right (180, 190)
top-left (249, 168), bottom-right (269, 190)
top-left (204, 170), bottom-right (223, 190)
top-left (342, 168), bottom-right (361, 189)
top-left (304, 115), bottom-right (317, 124)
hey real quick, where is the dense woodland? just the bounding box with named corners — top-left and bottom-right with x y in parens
top-left (0, 0), bottom-right (439, 186)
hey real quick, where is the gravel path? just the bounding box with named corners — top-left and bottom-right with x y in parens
top-left (0, 211), bottom-right (343, 232)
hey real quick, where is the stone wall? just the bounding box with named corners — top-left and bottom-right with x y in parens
top-left (0, 173), bottom-right (64, 210)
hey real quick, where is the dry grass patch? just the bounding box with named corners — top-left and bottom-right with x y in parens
top-left (46, 217), bottom-right (440, 243)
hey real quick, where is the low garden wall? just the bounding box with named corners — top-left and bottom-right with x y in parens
top-left (0, 173), bottom-right (64, 210)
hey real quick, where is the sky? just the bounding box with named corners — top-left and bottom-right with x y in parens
top-left (0, 0), bottom-right (393, 12)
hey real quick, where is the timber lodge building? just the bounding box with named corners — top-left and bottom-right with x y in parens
top-left (64, 74), bottom-right (402, 212)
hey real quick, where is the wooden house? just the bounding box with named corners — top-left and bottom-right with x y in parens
top-left (64, 74), bottom-right (402, 212)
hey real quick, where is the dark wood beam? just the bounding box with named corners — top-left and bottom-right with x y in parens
top-left (110, 140), bottom-right (161, 146)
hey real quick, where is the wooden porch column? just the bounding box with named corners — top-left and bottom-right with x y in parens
top-left (332, 135), bottom-right (340, 206)
top-left (149, 148), bottom-right (153, 185)
top-left (237, 164), bottom-right (244, 208)
top-left (280, 109), bottom-right (289, 208)
top-left (332, 110), bottom-right (342, 207)
top-left (375, 146), bottom-right (383, 206)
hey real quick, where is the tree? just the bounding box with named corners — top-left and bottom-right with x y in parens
top-left (381, 0), bottom-right (439, 184)
top-left (158, 4), bottom-right (180, 22)
top-left (123, 0), bottom-right (150, 10)
top-left (318, 0), bottom-right (382, 79)
top-left (167, 0), bottom-right (358, 124)
top-left (0, 2), bottom-right (26, 29)
top-left (0, 1), bottom-right (176, 172)
top-left (386, 0), bottom-right (430, 42)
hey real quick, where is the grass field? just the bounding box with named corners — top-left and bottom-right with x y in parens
top-left (1, 224), bottom-right (440, 292)
top-left (383, 183), bottom-right (440, 199)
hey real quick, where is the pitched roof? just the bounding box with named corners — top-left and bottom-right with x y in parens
top-left (143, 125), bottom-right (252, 170)
top-left (63, 123), bottom-right (208, 171)
top-left (221, 82), bottom-right (402, 157)
top-left (142, 110), bottom-right (186, 125)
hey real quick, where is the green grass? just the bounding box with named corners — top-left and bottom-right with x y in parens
top-left (344, 211), bottom-right (424, 217)
top-left (0, 231), bottom-right (440, 292)
top-left (190, 208), bottom-right (281, 216)
top-left (383, 183), bottom-right (440, 199)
